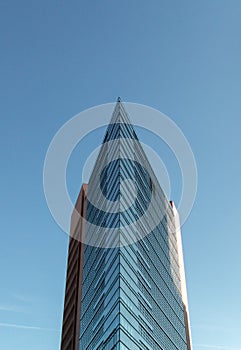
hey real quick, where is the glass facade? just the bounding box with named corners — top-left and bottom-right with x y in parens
top-left (78, 102), bottom-right (191, 350)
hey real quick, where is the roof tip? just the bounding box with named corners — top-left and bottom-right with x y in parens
top-left (117, 96), bottom-right (121, 103)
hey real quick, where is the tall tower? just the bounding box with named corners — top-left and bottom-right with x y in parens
top-left (60, 100), bottom-right (192, 350)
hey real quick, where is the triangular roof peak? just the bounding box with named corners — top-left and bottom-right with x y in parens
top-left (102, 99), bottom-right (138, 143)
top-left (109, 98), bottom-right (132, 125)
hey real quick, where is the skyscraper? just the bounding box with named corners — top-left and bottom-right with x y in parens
top-left (60, 100), bottom-right (192, 350)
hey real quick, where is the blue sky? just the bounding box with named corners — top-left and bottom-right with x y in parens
top-left (1, 0), bottom-right (241, 349)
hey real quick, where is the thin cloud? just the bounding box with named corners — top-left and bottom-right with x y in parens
top-left (11, 293), bottom-right (34, 303)
top-left (193, 324), bottom-right (232, 333)
top-left (0, 293), bottom-right (33, 314)
top-left (11, 293), bottom-right (28, 302)
top-left (0, 322), bottom-right (60, 332)
top-left (196, 344), bottom-right (241, 350)
top-left (0, 304), bottom-right (24, 313)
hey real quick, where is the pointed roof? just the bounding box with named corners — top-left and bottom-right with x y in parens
top-left (103, 99), bottom-right (138, 142)
top-left (86, 98), bottom-right (171, 247)
top-left (109, 97), bottom-right (131, 124)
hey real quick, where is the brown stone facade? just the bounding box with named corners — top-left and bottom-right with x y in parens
top-left (60, 184), bottom-right (87, 350)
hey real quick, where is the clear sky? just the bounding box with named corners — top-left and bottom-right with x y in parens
top-left (0, 1), bottom-right (241, 349)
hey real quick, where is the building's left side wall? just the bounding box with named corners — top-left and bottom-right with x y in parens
top-left (60, 184), bottom-right (88, 350)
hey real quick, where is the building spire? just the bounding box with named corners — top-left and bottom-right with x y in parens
top-left (102, 98), bottom-right (138, 143)
top-left (109, 97), bottom-right (131, 126)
